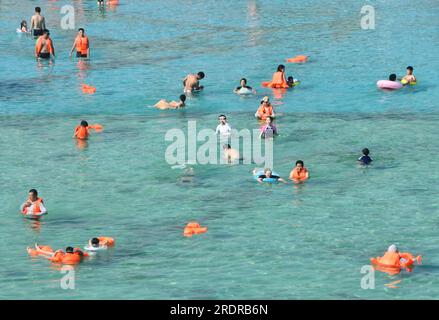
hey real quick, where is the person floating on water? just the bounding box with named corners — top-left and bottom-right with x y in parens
top-left (289, 160), bottom-right (309, 183)
top-left (19, 20), bottom-right (29, 33)
top-left (155, 94), bottom-right (186, 110)
top-left (223, 144), bottom-right (242, 163)
top-left (371, 244), bottom-right (422, 275)
top-left (70, 28), bottom-right (90, 59)
top-left (183, 72), bottom-right (205, 93)
top-left (30, 7), bottom-right (46, 38)
top-left (216, 114), bottom-right (232, 138)
top-left (259, 116), bottom-right (278, 139)
top-left (253, 168), bottom-right (287, 184)
top-left (255, 96), bottom-right (275, 120)
top-left (234, 78), bottom-right (256, 94)
top-left (35, 30), bottom-right (55, 60)
top-left (262, 64), bottom-right (289, 89)
top-left (21, 189), bottom-right (47, 215)
top-left (287, 76), bottom-right (300, 88)
top-left (358, 148), bottom-right (373, 165)
top-left (401, 66), bottom-right (416, 85)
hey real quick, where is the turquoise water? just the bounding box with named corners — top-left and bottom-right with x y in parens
top-left (1, 0), bottom-right (439, 299)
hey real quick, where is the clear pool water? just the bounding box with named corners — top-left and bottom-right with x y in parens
top-left (0, 0), bottom-right (438, 299)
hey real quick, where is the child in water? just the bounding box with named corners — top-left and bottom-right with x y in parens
top-left (20, 20), bottom-right (29, 33)
top-left (358, 148), bottom-right (373, 165)
top-left (287, 76), bottom-right (299, 88)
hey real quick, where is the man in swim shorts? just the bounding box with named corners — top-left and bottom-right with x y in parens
top-left (358, 148), bottom-right (373, 165)
top-left (154, 94), bottom-right (186, 110)
top-left (215, 115), bottom-right (232, 137)
top-left (21, 189), bottom-right (47, 215)
top-left (183, 72), bottom-right (205, 93)
top-left (30, 7), bottom-right (46, 38)
top-left (401, 66), bottom-right (416, 84)
top-left (69, 28), bottom-right (90, 58)
top-left (35, 30), bottom-right (55, 60)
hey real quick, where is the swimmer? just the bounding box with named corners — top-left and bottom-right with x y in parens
top-left (289, 160), bottom-right (309, 183)
top-left (259, 116), bottom-right (278, 139)
top-left (69, 28), bottom-right (90, 59)
top-left (388, 73), bottom-right (397, 81)
top-left (30, 7), bottom-right (46, 38)
top-left (35, 30), bottom-right (55, 60)
top-left (73, 120), bottom-right (91, 139)
top-left (372, 244), bottom-right (422, 272)
top-left (155, 94), bottom-right (186, 110)
top-left (234, 78), bottom-right (256, 94)
top-left (19, 20), bottom-right (29, 33)
top-left (21, 189), bottom-right (47, 215)
top-left (358, 148), bottom-right (373, 165)
top-left (253, 168), bottom-right (287, 184)
top-left (183, 72), bottom-right (205, 93)
top-left (223, 144), bottom-right (242, 162)
top-left (262, 64), bottom-right (289, 89)
top-left (401, 66), bottom-right (416, 84)
top-left (215, 115), bottom-right (232, 137)
top-left (287, 76), bottom-right (300, 88)
top-left (50, 246), bottom-right (87, 264)
top-left (255, 96), bottom-right (275, 120)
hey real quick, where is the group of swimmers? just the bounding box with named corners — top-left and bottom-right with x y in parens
top-left (19, 7), bottom-right (91, 61)
top-left (17, 4), bottom-right (420, 274)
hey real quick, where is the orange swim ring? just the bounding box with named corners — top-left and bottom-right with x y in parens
top-left (184, 221), bottom-right (208, 237)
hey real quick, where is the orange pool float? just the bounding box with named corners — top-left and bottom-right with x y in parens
top-left (371, 252), bottom-right (422, 275)
top-left (81, 84), bottom-right (96, 94)
top-left (184, 222), bottom-right (207, 237)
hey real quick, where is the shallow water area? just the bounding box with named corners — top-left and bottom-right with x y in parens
top-left (0, 0), bottom-right (438, 299)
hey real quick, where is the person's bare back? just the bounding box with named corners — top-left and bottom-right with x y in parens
top-left (183, 72), bottom-right (205, 93)
top-left (30, 7), bottom-right (46, 37)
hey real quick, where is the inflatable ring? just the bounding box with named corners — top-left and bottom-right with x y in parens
top-left (253, 170), bottom-right (280, 183)
top-left (22, 211), bottom-right (47, 220)
top-left (184, 222), bottom-right (207, 237)
top-left (237, 87), bottom-right (253, 95)
top-left (377, 80), bottom-right (402, 90)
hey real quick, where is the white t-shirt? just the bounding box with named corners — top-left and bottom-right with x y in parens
top-left (216, 123), bottom-right (232, 136)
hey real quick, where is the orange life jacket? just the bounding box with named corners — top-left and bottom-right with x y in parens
top-left (256, 105), bottom-right (273, 120)
top-left (35, 36), bottom-right (54, 55)
top-left (291, 167), bottom-right (308, 181)
top-left (75, 36), bottom-right (89, 55)
top-left (23, 197), bottom-right (43, 214)
top-left (263, 72), bottom-right (289, 89)
top-left (75, 125), bottom-right (89, 140)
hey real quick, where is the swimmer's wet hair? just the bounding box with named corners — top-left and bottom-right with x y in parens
top-left (78, 28), bottom-right (85, 32)
top-left (197, 72), bottom-right (205, 79)
top-left (35, 7), bottom-right (41, 13)
top-left (80, 120), bottom-right (89, 127)
top-left (264, 168), bottom-right (272, 173)
top-left (223, 144), bottom-right (231, 149)
top-left (219, 114), bottom-right (226, 119)
top-left (389, 74), bottom-right (397, 81)
top-left (407, 66), bottom-right (413, 71)
top-left (66, 247), bottom-right (74, 253)
top-left (91, 238), bottom-right (100, 245)
top-left (43, 29), bottom-right (50, 35)
top-left (287, 76), bottom-right (294, 81)
top-left (362, 148), bottom-right (370, 155)
top-left (240, 78), bottom-right (247, 83)
top-left (179, 94), bottom-right (186, 102)
top-left (296, 160), bottom-right (304, 166)
top-left (29, 189), bottom-right (38, 196)
top-left (277, 64), bottom-right (285, 72)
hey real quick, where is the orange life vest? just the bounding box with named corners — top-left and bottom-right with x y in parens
top-left (291, 168), bottom-right (308, 181)
top-left (35, 36), bottom-right (54, 55)
top-left (262, 72), bottom-right (289, 89)
top-left (75, 125), bottom-right (89, 140)
top-left (75, 36), bottom-right (89, 55)
top-left (256, 105), bottom-right (273, 120)
top-left (23, 198), bottom-right (43, 214)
